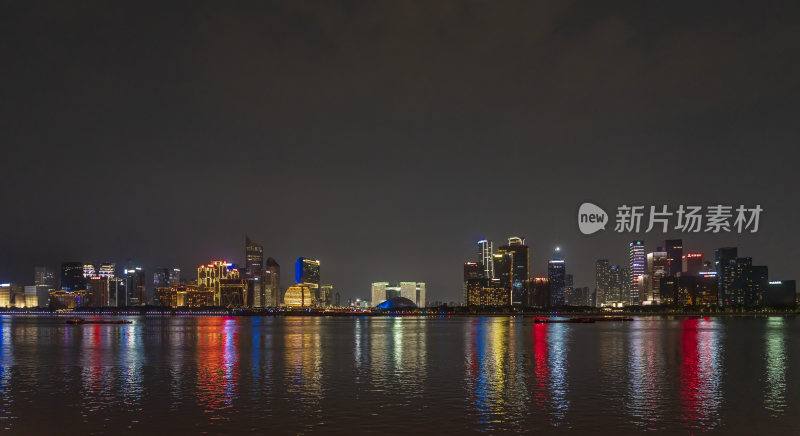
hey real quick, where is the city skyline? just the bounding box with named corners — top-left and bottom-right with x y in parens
top-left (2, 1), bottom-right (799, 304)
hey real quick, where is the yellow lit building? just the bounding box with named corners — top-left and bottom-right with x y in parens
top-left (283, 285), bottom-right (313, 307)
top-left (198, 261), bottom-right (240, 305)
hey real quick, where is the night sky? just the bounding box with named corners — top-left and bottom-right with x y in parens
top-left (2, 1), bottom-right (799, 303)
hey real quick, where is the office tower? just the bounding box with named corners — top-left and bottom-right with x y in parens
top-left (295, 257), bottom-right (320, 302)
top-left (530, 277), bottom-right (550, 307)
top-left (82, 264), bottom-right (96, 278)
top-left (664, 239), bottom-right (683, 277)
top-left (498, 237), bottom-right (530, 306)
top-left (629, 241), bottom-right (645, 305)
top-left (715, 247), bottom-right (738, 305)
top-left (477, 240), bottom-right (494, 279)
top-left (22, 286), bottom-right (37, 307)
top-left (766, 280), bottom-right (797, 306)
top-left (682, 253), bottom-right (704, 276)
top-left (60, 262), bottom-right (85, 291)
top-left (335, 292), bottom-right (340, 307)
top-left (34, 266), bottom-right (56, 307)
top-left (595, 260), bottom-right (610, 307)
top-left (493, 252), bottom-right (513, 303)
top-left (565, 274), bottom-right (574, 303)
top-left (123, 267), bottom-right (147, 306)
top-left (108, 277), bottom-right (123, 307)
top-left (401, 282), bottom-right (425, 308)
top-left (245, 236), bottom-right (264, 275)
top-left (734, 260), bottom-right (768, 306)
top-left (97, 263), bottom-right (115, 278)
top-left (463, 262), bottom-right (483, 306)
top-left (198, 261), bottom-right (239, 306)
top-left (568, 286), bottom-right (591, 306)
top-left (547, 256), bottom-right (566, 307)
top-left (697, 272), bottom-right (719, 306)
top-left (320, 284), bottom-right (333, 307)
top-left (263, 257), bottom-right (281, 307)
top-left (154, 268), bottom-right (171, 290)
top-left (87, 276), bottom-right (110, 307)
top-left (703, 260), bottom-right (714, 271)
top-left (607, 265), bottom-right (626, 304)
top-left (645, 249), bottom-right (668, 304)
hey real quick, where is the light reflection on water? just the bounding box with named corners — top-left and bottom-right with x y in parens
top-left (0, 315), bottom-right (797, 434)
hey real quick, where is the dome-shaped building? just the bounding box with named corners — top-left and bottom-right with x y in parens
top-left (283, 285), bottom-right (313, 307)
top-left (376, 296), bottom-right (417, 310)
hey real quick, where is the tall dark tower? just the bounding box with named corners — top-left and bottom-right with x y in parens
top-left (497, 237), bottom-right (530, 306)
top-left (715, 247), bottom-right (738, 305)
top-left (264, 257), bottom-right (281, 307)
top-left (245, 236), bottom-right (264, 275)
top-left (664, 239), bottom-right (683, 277)
top-left (548, 248), bottom-right (566, 306)
top-left (60, 262), bottom-right (85, 291)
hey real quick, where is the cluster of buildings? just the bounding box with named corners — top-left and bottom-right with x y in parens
top-left (596, 240), bottom-right (796, 308)
top-left (463, 237), bottom-right (796, 309)
top-left (0, 237), bottom-right (340, 309)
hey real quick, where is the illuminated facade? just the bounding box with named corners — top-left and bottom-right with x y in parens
top-left (295, 257), bottom-right (320, 298)
top-left (645, 250), bottom-right (668, 304)
top-left (198, 261), bottom-right (239, 306)
top-left (629, 240), bottom-right (645, 304)
top-left (463, 262), bottom-right (483, 306)
top-left (547, 256), bottom-right (566, 306)
top-left (715, 247), bottom-right (738, 306)
top-left (499, 237), bottom-right (529, 306)
top-left (60, 262), bottom-right (85, 292)
top-left (477, 240), bottom-right (494, 279)
top-left (87, 276), bottom-right (110, 307)
top-left (371, 282), bottom-right (426, 307)
top-left (0, 284), bottom-right (10, 307)
top-left (284, 284), bottom-right (313, 307)
top-left (595, 259), bottom-right (610, 307)
top-left (319, 284), bottom-right (333, 307)
top-left (124, 267), bottom-right (147, 306)
top-left (664, 239), bottom-right (683, 277)
top-left (245, 236), bottom-right (264, 275)
top-left (682, 253), bottom-right (704, 276)
top-left (49, 290), bottom-right (88, 308)
top-left (34, 266), bottom-right (56, 307)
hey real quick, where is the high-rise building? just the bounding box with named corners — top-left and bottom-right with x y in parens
top-left (565, 274), bottom-right (574, 302)
top-left (60, 262), bottom-right (85, 292)
top-left (664, 239), bottom-right (683, 277)
top-left (295, 257), bottom-right (321, 302)
top-left (34, 266), bottom-right (56, 307)
top-left (123, 267), bottom-right (147, 306)
top-left (645, 249), bottom-right (668, 304)
top-left (477, 240), bottom-right (494, 279)
top-left (547, 256), bottom-right (566, 307)
top-left (498, 237), bottom-right (530, 306)
top-left (629, 241), bottom-right (645, 305)
top-left (715, 247), bottom-right (738, 305)
top-left (319, 284), bottom-right (333, 307)
top-left (263, 257), bottom-right (281, 307)
top-left (766, 280), bottom-right (797, 306)
top-left (87, 276), bottom-right (110, 307)
top-left (730, 258), bottom-right (768, 306)
top-left (492, 252), bottom-right (512, 301)
top-left (198, 261), bottom-right (239, 306)
top-left (682, 253), bottom-right (704, 276)
top-left (530, 277), bottom-right (550, 308)
top-left (463, 262), bottom-right (483, 306)
top-left (595, 260), bottom-right (610, 307)
top-left (245, 236), bottom-right (264, 275)
top-left (607, 265), bottom-right (627, 304)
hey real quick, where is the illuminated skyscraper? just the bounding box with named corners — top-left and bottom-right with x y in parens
top-left (645, 249), bottom-right (668, 304)
top-left (245, 236), bottom-right (264, 275)
top-left (319, 284), bottom-right (333, 307)
top-left (682, 253), bottom-right (704, 276)
top-left (60, 262), bottom-right (85, 291)
top-left (123, 267), bottom-right (147, 306)
top-left (296, 257), bottom-right (321, 302)
top-left (264, 257), bottom-right (281, 306)
top-left (595, 259), bottom-right (610, 307)
top-left (664, 239), bottom-right (683, 277)
top-left (463, 262), bottom-right (483, 306)
top-left (629, 240), bottom-right (645, 305)
top-left (498, 237), bottom-right (529, 306)
top-left (477, 240), bottom-right (494, 279)
top-left (715, 247), bottom-right (738, 305)
top-left (530, 277), bottom-right (550, 307)
top-left (198, 261), bottom-right (239, 306)
top-left (548, 252), bottom-right (566, 306)
top-left (34, 266), bottom-right (56, 307)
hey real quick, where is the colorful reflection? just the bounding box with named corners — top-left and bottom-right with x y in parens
top-left (679, 318), bottom-right (722, 431)
top-left (284, 318), bottom-right (323, 414)
top-left (626, 321), bottom-right (667, 428)
top-left (369, 318), bottom-right (427, 398)
top-left (764, 317), bottom-right (787, 416)
top-left (196, 317), bottom-right (240, 422)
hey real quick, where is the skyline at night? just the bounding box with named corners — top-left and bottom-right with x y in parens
top-left (2, 1), bottom-right (800, 303)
